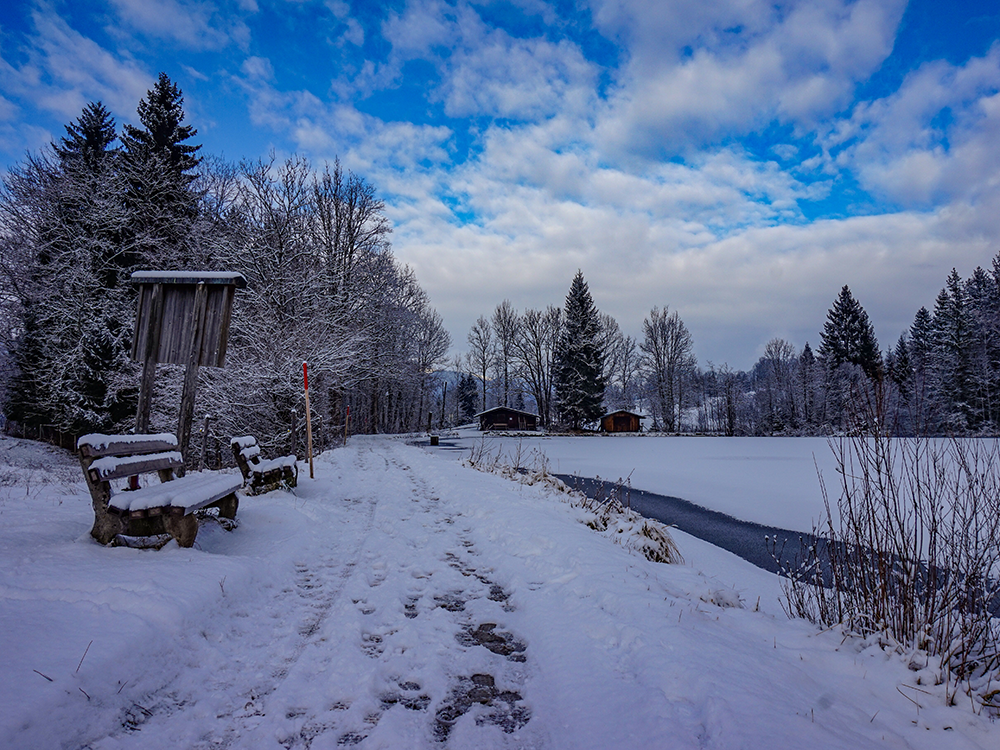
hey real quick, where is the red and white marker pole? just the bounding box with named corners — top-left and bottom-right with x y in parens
top-left (303, 361), bottom-right (314, 479)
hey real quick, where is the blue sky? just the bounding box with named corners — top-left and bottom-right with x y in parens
top-left (2, 0), bottom-right (1000, 369)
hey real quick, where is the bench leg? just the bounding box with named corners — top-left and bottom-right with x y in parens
top-left (91, 504), bottom-right (124, 545)
top-left (217, 493), bottom-right (239, 520)
top-left (163, 514), bottom-right (198, 548)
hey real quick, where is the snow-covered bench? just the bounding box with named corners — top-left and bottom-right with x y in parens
top-left (231, 436), bottom-right (297, 494)
top-left (78, 433), bottom-right (242, 547)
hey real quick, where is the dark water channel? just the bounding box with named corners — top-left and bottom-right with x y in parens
top-left (553, 474), bottom-right (823, 577)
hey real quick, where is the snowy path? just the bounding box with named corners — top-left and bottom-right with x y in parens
top-left (2, 436), bottom-right (997, 749)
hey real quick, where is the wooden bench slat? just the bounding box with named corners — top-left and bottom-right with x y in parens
top-left (250, 455), bottom-right (297, 475)
top-left (78, 432), bottom-right (179, 458)
top-left (88, 451), bottom-right (184, 483)
top-left (108, 472), bottom-right (243, 514)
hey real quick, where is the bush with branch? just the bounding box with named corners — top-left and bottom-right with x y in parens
top-left (779, 432), bottom-right (1000, 712)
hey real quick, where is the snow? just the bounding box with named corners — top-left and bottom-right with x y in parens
top-left (88, 452), bottom-right (183, 482)
top-left (240, 444), bottom-right (262, 460)
top-left (108, 472), bottom-right (243, 513)
top-left (130, 271), bottom-right (246, 284)
top-left (0, 432), bottom-right (996, 749)
top-left (250, 455), bottom-right (298, 473)
top-left (443, 432), bottom-right (843, 533)
top-left (78, 433), bottom-right (178, 452)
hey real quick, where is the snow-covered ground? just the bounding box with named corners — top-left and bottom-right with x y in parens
top-left (0, 433), bottom-right (997, 749)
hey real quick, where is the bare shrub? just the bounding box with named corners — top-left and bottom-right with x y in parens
top-left (783, 433), bottom-right (1000, 711)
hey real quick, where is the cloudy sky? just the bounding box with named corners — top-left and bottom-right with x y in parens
top-left (2, 1), bottom-right (1000, 368)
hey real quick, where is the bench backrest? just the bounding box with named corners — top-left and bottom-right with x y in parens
top-left (232, 436), bottom-right (262, 459)
top-left (78, 433), bottom-right (184, 485)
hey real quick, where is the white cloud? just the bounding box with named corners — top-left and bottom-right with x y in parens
top-left (236, 70), bottom-right (454, 173)
top-left (241, 55), bottom-right (274, 81)
top-left (591, 0), bottom-right (906, 156)
top-left (107, 0), bottom-right (253, 51)
top-left (830, 46), bottom-right (1000, 207)
top-left (0, 6), bottom-right (151, 124)
top-left (381, 0), bottom-right (597, 121)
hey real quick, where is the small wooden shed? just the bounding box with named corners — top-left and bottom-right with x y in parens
top-left (476, 406), bottom-right (538, 431)
top-left (600, 410), bottom-right (644, 433)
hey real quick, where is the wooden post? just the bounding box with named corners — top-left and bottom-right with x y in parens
top-left (135, 283), bottom-right (164, 434)
top-left (199, 414), bottom-right (212, 471)
top-left (440, 382), bottom-right (447, 429)
top-left (427, 411), bottom-right (432, 433)
top-left (176, 283), bottom-right (209, 475)
top-left (303, 362), bottom-right (314, 479)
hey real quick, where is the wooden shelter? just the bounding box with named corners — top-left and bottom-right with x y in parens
top-left (131, 271), bottom-right (246, 464)
top-left (476, 406), bottom-right (538, 431)
top-left (600, 410), bottom-right (644, 433)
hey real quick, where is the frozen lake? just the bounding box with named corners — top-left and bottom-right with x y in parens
top-left (437, 431), bottom-right (843, 533)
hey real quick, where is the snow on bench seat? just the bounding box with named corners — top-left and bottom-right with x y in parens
top-left (250, 455), bottom-right (297, 474)
top-left (108, 472), bottom-right (244, 516)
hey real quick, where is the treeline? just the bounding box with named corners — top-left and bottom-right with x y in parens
top-left (458, 259), bottom-right (1000, 437)
top-left (0, 73), bottom-right (449, 457)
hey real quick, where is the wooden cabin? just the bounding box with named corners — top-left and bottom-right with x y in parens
top-left (476, 406), bottom-right (539, 431)
top-left (600, 410), bottom-right (644, 433)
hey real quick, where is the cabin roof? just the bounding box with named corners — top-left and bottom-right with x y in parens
top-left (474, 406), bottom-right (540, 419)
top-left (131, 271), bottom-right (247, 287)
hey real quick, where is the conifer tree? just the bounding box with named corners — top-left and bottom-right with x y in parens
top-left (2, 102), bottom-right (135, 435)
top-left (818, 285), bottom-right (881, 379)
top-left (554, 271), bottom-right (604, 429)
top-left (798, 342), bottom-right (817, 429)
top-left (931, 269), bottom-right (974, 430)
top-left (121, 72), bottom-right (203, 269)
top-left (457, 373), bottom-right (479, 421)
top-left (889, 335), bottom-right (911, 395)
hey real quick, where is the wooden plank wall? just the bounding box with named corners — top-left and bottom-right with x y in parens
top-left (132, 283), bottom-right (237, 367)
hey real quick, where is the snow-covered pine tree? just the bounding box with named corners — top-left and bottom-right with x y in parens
top-left (120, 72), bottom-right (204, 270)
top-left (889, 335), bottom-right (911, 396)
top-left (963, 266), bottom-right (999, 430)
top-left (907, 306), bottom-right (937, 433)
top-left (1, 102), bottom-right (136, 437)
top-left (554, 271), bottom-right (605, 430)
top-left (457, 372), bottom-right (479, 421)
top-left (816, 286), bottom-right (881, 431)
top-left (931, 269), bottom-right (974, 432)
top-left (798, 342), bottom-right (818, 430)
top-left (818, 285), bottom-right (881, 379)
